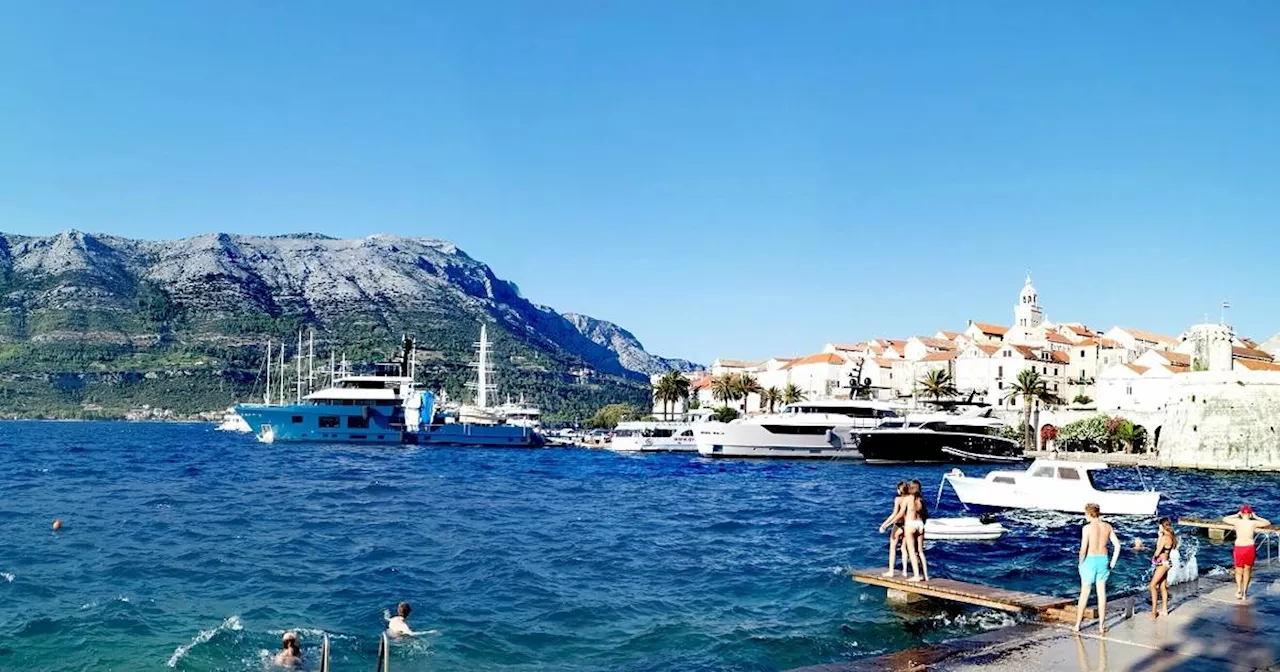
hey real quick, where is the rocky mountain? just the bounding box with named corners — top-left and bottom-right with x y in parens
top-left (0, 230), bottom-right (697, 419)
top-left (562, 313), bottom-right (699, 377)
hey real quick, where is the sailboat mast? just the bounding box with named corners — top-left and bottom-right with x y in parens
top-left (278, 342), bottom-right (286, 405)
top-left (477, 324), bottom-right (489, 408)
top-left (329, 351), bottom-right (335, 387)
top-left (265, 340), bottom-right (272, 405)
top-left (295, 331), bottom-right (303, 402)
top-left (308, 330), bottom-right (315, 394)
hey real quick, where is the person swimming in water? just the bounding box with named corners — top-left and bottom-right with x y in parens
top-left (1148, 517), bottom-right (1177, 618)
top-left (386, 602), bottom-right (413, 636)
top-left (273, 632), bottom-right (301, 667)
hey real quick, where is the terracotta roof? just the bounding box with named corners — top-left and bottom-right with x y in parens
top-left (977, 344), bottom-right (1000, 355)
top-left (1009, 345), bottom-right (1038, 359)
top-left (1045, 332), bottom-right (1074, 344)
top-left (1065, 325), bottom-right (1096, 337)
top-left (1155, 352), bottom-right (1191, 366)
top-left (690, 376), bottom-right (713, 390)
top-left (867, 344), bottom-right (886, 355)
top-left (1241, 338), bottom-right (1259, 348)
top-left (1124, 364), bottom-right (1150, 374)
top-left (886, 341), bottom-right (907, 356)
top-left (1237, 359), bottom-right (1280, 372)
top-left (922, 351), bottom-right (958, 362)
top-left (1078, 337), bottom-right (1123, 349)
top-left (1048, 351), bottom-right (1069, 364)
top-left (828, 343), bottom-right (863, 351)
top-left (713, 358), bottom-right (759, 368)
top-left (937, 330), bottom-right (960, 339)
top-left (1117, 327), bottom-right (1179, 345)
top-left (872, 357), bottom-right (898, 368)
top-left (785, 352), bottom-right (846, 368)
top-left (1232, 346), bottom-right (1273, 362)
top-left (915, 336), bottom-right (959, 350)
top-left (971, 322), bottom-right (1009, 336)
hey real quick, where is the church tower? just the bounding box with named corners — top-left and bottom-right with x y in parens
top-left (1014, 274), bottom-right (1043, 329)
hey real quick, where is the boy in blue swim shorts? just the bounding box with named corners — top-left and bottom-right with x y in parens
top-left (1075, 502), bottom-right (1120, 634)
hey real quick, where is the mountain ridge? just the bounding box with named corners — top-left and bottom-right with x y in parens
top-left (0, 230), bottom-right (699, 419)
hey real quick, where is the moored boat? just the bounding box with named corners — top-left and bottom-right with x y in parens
top-left (925, 516), bottom-right (1006, 541)
top-left (857, 414), bottom-right (1022, 465)
top-left (944, 459), bottom-right (1160, 516)
top-left (694, 400), bottom-right (900, 460)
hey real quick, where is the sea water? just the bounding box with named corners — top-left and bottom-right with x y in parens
top-left (1, 422), bottom-right (1276, 671)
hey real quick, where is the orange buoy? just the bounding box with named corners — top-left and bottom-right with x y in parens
top-left (51, 519), bottom-right (62, 531)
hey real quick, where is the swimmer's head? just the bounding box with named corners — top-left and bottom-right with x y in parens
top-left (282, 631), bottom-right (300, 653)
top-left (397, 602), bottom-right (411, 618)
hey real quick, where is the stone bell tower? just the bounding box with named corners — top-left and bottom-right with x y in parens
top-left (1014, 274), bottom-right (1043, 329)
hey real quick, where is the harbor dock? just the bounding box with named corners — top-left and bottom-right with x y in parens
top-left (848, 569), bottom-right (1077, 619)
top-left (1179, 516), bottom-right (1278, 542)
top-left (804, 569), bottom-right (1280, 671)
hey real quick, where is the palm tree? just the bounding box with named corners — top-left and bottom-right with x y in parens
top-left (709, 374), bottom-right (737, 411)
top-left (651, 370), bottom-right (690, 421)
top-left (733, 373), bottom-right (762, 414)
top-left (917, 368), bottom-right (958, 403)
top-left (760, 386), bottom-right (783, 413)
top-left (1003, 368), bottom-right (1061, 450)
top-left (781, 383), bottom-right (807, 405)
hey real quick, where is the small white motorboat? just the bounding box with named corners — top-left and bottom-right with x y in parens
top-left (944, 459), bottom-right (1160, 516)
top-left (925, 516), bottom-right (1006, 541)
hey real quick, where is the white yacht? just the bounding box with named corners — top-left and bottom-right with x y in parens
top-left (610, 408), bottom-right (714, 453)
top-left (215, 407), bottom-right (252, 433)
top-left (694, 400), bottom-right (901, 459)
top-left (944, 459), bottom-right (1161, 516)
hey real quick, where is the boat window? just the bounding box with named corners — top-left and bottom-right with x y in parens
top-left (348, 416), bottom-right (370, 429)
top-left (614, 429), bottom-right (636, 437)
top-left (993, 476), bottom-right (1016, 485)
top-left (1031, 466), bottom-right (1054, 478)
top-left (291, 415), bottom-right (303, 424)
top-left (761, 424), bottom-right (833, 435)
top-left (679, 430), bottom-right (693, 437)
top-left (650, 429), bottom-right (674, 438)
top-left (319, 416), bottom-right (340, 428)
top-left (1056, 467), bottom-right (1081, 480)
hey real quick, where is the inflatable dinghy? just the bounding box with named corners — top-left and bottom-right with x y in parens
top-left (924, 516), bottom-right (1006, 541)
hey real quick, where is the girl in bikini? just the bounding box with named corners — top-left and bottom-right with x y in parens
top-left (904, 480), bottom-right (930, 582)
top-left (1148, 517), bottom-right (1177, 617)
top-left (877, 482), bottom-right (909, 577)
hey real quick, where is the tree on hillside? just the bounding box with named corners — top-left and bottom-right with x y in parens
top-left (585, 403), bottom-right (643, 430)
top-left (917, 369), bottom-right (959, 403)
top-left (781, 383), bottom-right (807, 405)
top-left (651, 370), bottom-right (690, 421)
top-left (1003, 368), bottom-right (1060, 450)
top-left (733, 373), bottom-right (762, 414)
top-left (760, 386), bottom-right (783, 413)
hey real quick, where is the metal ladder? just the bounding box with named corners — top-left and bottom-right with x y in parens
top-left (317, 633), bottom-right (390, 671)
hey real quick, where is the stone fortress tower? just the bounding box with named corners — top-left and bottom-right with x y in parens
top-left (1183, 322), bottom-right (1233, 372)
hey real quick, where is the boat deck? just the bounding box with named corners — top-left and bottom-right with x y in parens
top-left (848, 569), bottom-right (1078, 620)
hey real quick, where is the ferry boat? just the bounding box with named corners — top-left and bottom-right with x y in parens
top-left (944, 459), bottom-right (1160, 515)
top-left (693, 400), bottom-right (900, 460)
top-left (236, 326), bottom-right (542, 447)
top-left (610, 408), bottom-right (714, 453)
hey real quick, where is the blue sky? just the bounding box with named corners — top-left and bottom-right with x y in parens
top-left (2, 2), bottom-right (1277, 364)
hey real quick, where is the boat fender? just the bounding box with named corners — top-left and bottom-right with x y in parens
top-left (948, 468), bottom-right (964, 477)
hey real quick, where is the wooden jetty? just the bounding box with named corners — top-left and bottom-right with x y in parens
top-left (1179, 516), bottom-right (1276, 542)
top-left (849, 569), bottom-right (1082, 621)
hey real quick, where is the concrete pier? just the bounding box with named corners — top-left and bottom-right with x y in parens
top-left (794, 571), bottom-right (1280, 671)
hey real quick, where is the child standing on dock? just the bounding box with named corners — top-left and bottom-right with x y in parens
top-left (1074, 503), bottom-right (1120, 634)
top-left (903, 480), bottom-right (929, 583)
top-left (877, 482), bottom-right (909, 577)
top-left (1224, 505), bottom-right (1270, 600)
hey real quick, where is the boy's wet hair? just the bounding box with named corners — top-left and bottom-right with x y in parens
top-left (397, 602), bottom-right (411, 618)
top-left (1085, 503), bottom-right (1101, 517)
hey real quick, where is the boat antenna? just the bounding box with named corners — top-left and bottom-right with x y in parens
top-left (278, 341), bottom-right (286, 405)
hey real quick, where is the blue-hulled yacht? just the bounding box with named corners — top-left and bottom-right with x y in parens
top-left (236, 328), bottom-right (543, 447)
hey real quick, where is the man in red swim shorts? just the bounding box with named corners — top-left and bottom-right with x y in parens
top-left (1224, 505), bottom-right (1271, 599)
